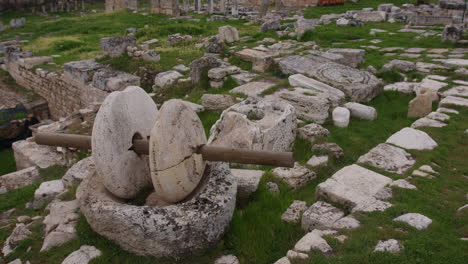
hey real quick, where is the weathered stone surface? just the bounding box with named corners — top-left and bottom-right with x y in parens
top-left (208, 67), bottom-right (227, 80)
top-left (440, 95), bottom-right (468, 107)
top-left (316, 164), bottom-right (393, 212)
top-left (441, 59), bottom-right (468, 67)
top-left (154, 70), bottom-right (183, 88)
top-left (286, 250), bottom-right (309, 262)
top-left (443, 86), bottom-right (468, 98)
top-left (150, 99), bottom-right (207, 204)
top-left (2, 224), bottom-right (31, 256)
top-left (312, 143), bottom-right (344, 159)
top-left (415, 78), bottom-right (448, 99)
top-left (12, 139), bottom-right (67, 170)
top-left (442, 24), bottom-right (463, 43)
top-left (208, 97), bottom-right (296, 152)
top-left (231, 71), bottom-right (258, 85)
top-left (357, 143), bottom-right (415, 174)
top-left (34, 180), bottom-right (65, 205)
top-left (272, 163), bottom-right (316, 189)
top-left (266, 182), bottom-right (280, 194)
top-left (230, 81), bottom-right (275, 97)
top-left (235, 49), bottom-right (273, 72)
top-left (298, 123), bottom-right (330, 142)
top-left (332, 107), bottom-right (350, 128)
top-left (381, 59), bottom-right (416, 72)
top-left (63, 59), bottom-right (106, 84)
top-left (391, 179), bottom-right (417, 189)
top-left (328, 48), bottom-right (366, 68)
top-left (231, 169), bottom-right (263, 199)
top-left (141, 50), bottom-right (161, 62)
top-left (393, 213), bottom-right (432, 230)
top-left (302, 201), bottom-right (344, 231)
top-left (218, 26), bottom-right (239, 43)
top-left (307, 155), bottom-right (329, 167)
top-left (201, 94), bottom-right (237, 111)
top-left (100, 37), bottom-right (136, 57)
top-left (278, 55), bottom-right (319, 75)
top-left (92, 86), bottom-right (156, 199)
top-left (288, 74), bottom-right (345, 104)
top-left (386, 127), bottom-right (438, 150)
top-left (307, 62), bottom-right (383, 102)
top-left (281, 200), bottom-right (308, 223)
top-left (62, 157), bottom-right (95, 188)
top-left (189, 56), bottom-right (222, 83)
top-left (266, 88), bottom-right (330, 124)
top-left (374, 239), bottom-right (402, 253)
top-left (408, 92), bottom-right (433, 118)
top-left (92, 68), bottom-right (141, 92)
top-left (77, 162), bottom-right (237, 258)
top-left (355, 11), bottom-right (386, 22)
top-left (10, 18), bottom-right (25, 28)
top-left (260, 20), bottom-right (281, 32)
top-left (344, 102), bottom-right (377, 120)
top-left (61, 245), bottom-right (102, 264)
top-left (41, 200), bottom-right (79, 252)
top-left (332, 215), bottom-right (361, 229)
top-left (384, 82), bottom-right (419, 93)
top-left (273, 257), bottom-right (291, 264)
top-left (295, 18), bottom-right (319, 39)
top-left (294, 229), bottom-right (335, 254)
top-left (411, 117), bottom-right (447, 128)
top-left (215, 255), bottom-right (240, 264)
top-left (0, 166), bottom-right (40, 191)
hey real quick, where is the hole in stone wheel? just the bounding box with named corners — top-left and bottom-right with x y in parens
top-left (128, 132), bottom-right (143, 154)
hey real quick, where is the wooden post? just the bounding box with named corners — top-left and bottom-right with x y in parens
top-left (34, 132), bottom-right (294, 167)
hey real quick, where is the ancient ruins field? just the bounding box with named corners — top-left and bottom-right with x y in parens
top-left (0, 0), bottom-right (467, 263)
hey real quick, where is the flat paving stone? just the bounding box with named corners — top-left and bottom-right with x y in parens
top-left (386, 127), bottom-right (437, 150)
top-left (357, 143), bottom-right (415, 174)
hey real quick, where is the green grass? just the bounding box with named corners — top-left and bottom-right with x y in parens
top-left (0, 148), bottom-right (16, 176)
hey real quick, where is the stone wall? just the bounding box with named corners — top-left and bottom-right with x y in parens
top-left (4, 49), bottom-right (140, 120)
top-left (238, 0), bottom-right (319, 8)
top-left (105, 0), bottom-right (137, 12)
top-left (5, 60), bottom-right (107, 119)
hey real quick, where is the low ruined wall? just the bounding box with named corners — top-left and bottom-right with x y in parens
top-left (238, 0), bottom-right (319, 8)
top-left (5, 60), bottom-right (108, 119)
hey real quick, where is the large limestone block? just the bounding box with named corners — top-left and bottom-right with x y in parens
top-left (355, 11), bottom-right (386, 22)
top-left (92, 68), bottom-right (141, 92)
top-left (316, 164), bottom-right (393, 212)
top-left (279, 55), bottom-right (320, 75)
top-left (408, 92), bottom-right (433, 118)
top-left (357, 143), bottom-right (415, 174)
top-left (41, 200), bottom-right (79, 252)
top-left (149, 99), bottom-right (207, 204)
top-left (440, 95), bottom-right (468, 107)
top-left (294, 229), bottom-right (334, 254)
top-left (12, 139), bottom-right (67, 170)
top-left (62, 157), bottom-right (95, 187)
top-left (34, 180), bottom-right (65, 205)
top-left (301, 201), bottom-right (344, 231)
top-left (235, 49), bottom-right (273, 72)
top-left (92, 86), bottom-right (157, 199)
top-left (298, 123), bottom-right (329, 142)
top-left (230, 81), bottom-right (275, 97)
top-left (266, 88), bottom-right (330, 124)
top-left (218, 26), bottom-right (239, 43)
top-left (281, 200), bottom-right (308, 223)
top-left (231, 169), bottom-right (263, 199)
top-left (386, 127), bottom-right (438, 150)
top-left (393, 213), bottom-right (432, 230)
top-left (0, 167), bottom-right (40, 191)
top-left (100, 37), bottom-right (136, 57)
top-left (344, 102), bottom-right (377, 120)
top-left (328, 48), bottom-right (366, 68)
top-left (208, 98), bottom-right (296, 152)
top-left (288, 74), bottom-right (345, 104)
top-left (306, 62), bottom-right (383, 102)
top-left (153, 70), bottom-right (183, 88)
top-left (77, 162), bottom-right (237, 258)
top-left (442, 86), bottom-right (468, 98)
top-left (415, 78), bottom-right (448, 100)
top-left (201, 94), bottom-right (237, 111)
top-left (272, 163), bottom-right (316, 189)
top-left (61, 245), bottom-right (101, 264)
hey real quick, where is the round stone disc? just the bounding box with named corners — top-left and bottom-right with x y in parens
top-left (149, 99), bottom-right (207, 203)
top-left (92, 86), bottom-right (157, 199)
